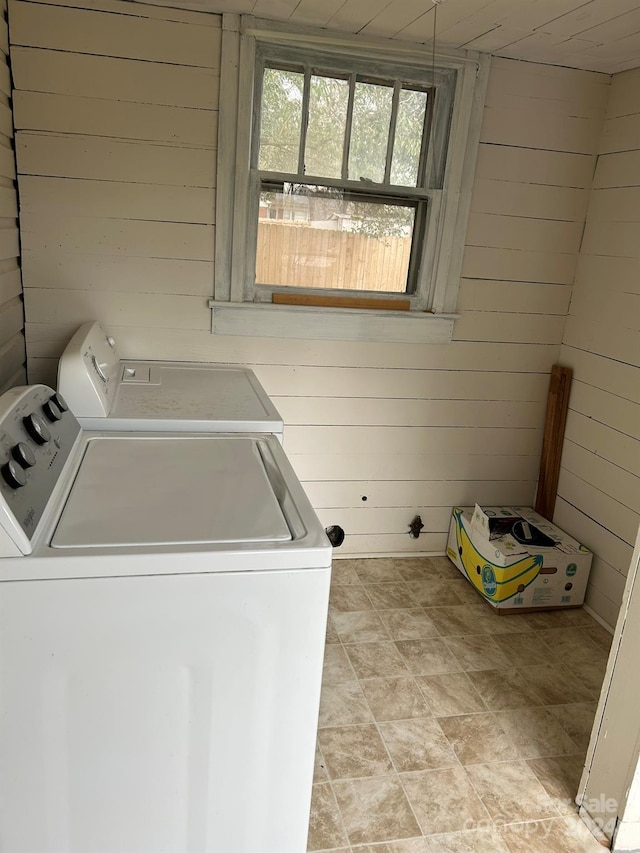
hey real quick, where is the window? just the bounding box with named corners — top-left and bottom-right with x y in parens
top-left (212, 15), bottom-right (489, 343)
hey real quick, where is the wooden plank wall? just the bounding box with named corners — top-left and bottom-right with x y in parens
top-left (0, 0), bottom-right (25, 392)
top-left (9, 1), bottom-right (610, 556)
top-left (555, 66), bottom-right (640, 629)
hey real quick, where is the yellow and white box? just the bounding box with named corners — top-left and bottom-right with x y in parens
top-left (446, 505), bottom-right (593, 612)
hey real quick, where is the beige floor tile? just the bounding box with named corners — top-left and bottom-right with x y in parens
top-left (319, 681), bottom-right (374, 728)
top-left (425, 826), bottom-right (510, 853)
top-left (353, 839), bottom-right (429, 853)
top-left (444, 635), bottom-right (511, 672)
top-left (365, 583), bottom-right (420, 610)
top-left (401, 766), bottom-right (488, 835)
top-left (353, 558), bottom-right (405, 584)
top-left (395, 638), bottom-right (462, 676)
top-left (322, 644), bottom-right (357, 684)
top-left (325, 614), bottom-right (340, 644)
top-left (378, 717), bottom-right (458, 772)
top-left (547, 703), bottom-right (598, 751)
top-left (477, 611), bottom-right (536, 635)
top-left (438, 713), bottom-right (518, 765)
top-left (427, 556), bottom-right (462, 580)
top-left (307, 782), bottom-right (349, 851)
top-left (330, 584), bottom-right (374, 612)
top-left (312, 559), bottom-right (609, 851)
top-left (423, 606), bottom-right (490, 637)
top-left (498, 814), bottom-right (606, 852)
top-left (396, 557), bottom-right (446, 582)
top-left (580, 623), bottom-right (614, 653)
top-left (346, 641), bottom-right (410, 679)
top-left (314, 741), bottom-right (328, 783)
top-left (447, 579), bottom-right (485, 606)
top-left (491, 633), bottom-right (552, 668)
top-left (332, 610), bottom-right (390, 643)
top-left (417, 672), bottom-right (487, 716)
top-left (404, 580), bottom-right (465, 608)
top-left (467, 668), bottom-right (540, 711)
top-left (379, 608), bottom-right (441, 640)
top-left (331, 560), bottom-right (362, 585)
top-left (333, 775), bottom-right (421, 845)
top-left (465, 760), bottom-right (559, 824)
top-left (362, 677), bottom-right (432, 722)
top-left (525, 610), bottom-right (589, 631)
top-left (537, 627), bottom-right (609, 668)
top-left (571, 659), bottom-right (608, 699)
top-left (527, 754), bottom-right (585, 815)
top-left (495, 707), bottom-right (582, 759)
top-left (517, 664), bottom-right (594, 706)
top-left (565, 608), bottom-right (601, 628)
top-left (318, 724), bottom-right (393, 780)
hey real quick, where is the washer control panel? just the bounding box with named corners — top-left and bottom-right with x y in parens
top-left (0, 385), bottom-right (81, 553)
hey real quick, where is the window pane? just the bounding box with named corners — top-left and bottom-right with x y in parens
top-left (391, 88), bottom-right (428, 187)
top-left (259, 67), bottom-right (304, 173)
top-left (348, 81), bottom-right (393, 184)
top-left (305, 74), bottom-right (349, 178)
top-left (256, 184), bottom-right (415, 293)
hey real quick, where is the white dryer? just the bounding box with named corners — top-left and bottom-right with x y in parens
top-left (0, 385), bottom-right (331, 853)
top-left (58, 321), bottom-right (284, 436)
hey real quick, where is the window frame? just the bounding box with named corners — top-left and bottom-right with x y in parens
top-left (212, 14), bottom-right (490, 343)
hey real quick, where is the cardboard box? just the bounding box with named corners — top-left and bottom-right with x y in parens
top-left (446, 505), bottom-right (593, 612)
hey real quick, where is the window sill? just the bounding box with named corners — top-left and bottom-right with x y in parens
top-left (208, 301), bottom-right (458, 343)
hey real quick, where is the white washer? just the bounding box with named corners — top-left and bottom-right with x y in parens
top-left (58, 322), bottom-right (284, 437)
top-left (0, 385), bottom-right (331, 853)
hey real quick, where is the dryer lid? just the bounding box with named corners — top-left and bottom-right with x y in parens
top-left (112, 363), bottom-right (283, 431)
top-left (51, 436), bottom-right (292, 548)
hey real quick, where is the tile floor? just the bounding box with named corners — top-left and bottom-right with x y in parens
top-left (308, 556), bottom-right (613, 853)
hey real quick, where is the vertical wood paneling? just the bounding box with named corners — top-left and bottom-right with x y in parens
top-left (556, 65), bottom-right (640, 630)
top-left (11, 3), bottom-right (609, 557)
top-left (0, 0), bottom-right (25, 391)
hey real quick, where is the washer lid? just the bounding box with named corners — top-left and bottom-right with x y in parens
top-left (51, 436), bottom-right (292, 548)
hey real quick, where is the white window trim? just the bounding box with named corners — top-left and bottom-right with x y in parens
top-left (211, 13), bottom-right (490, 344)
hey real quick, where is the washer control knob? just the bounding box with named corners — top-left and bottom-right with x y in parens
top-left (12, 442), bottom-right (36, 469)
top-left (23, 413), bottom-right (51, 445)
top-left (51, 393), bottom-right (69, 413)
top-left (2, 459), bottom-right (27, 489)
top-left (42, 399), bottom-right (62, 422)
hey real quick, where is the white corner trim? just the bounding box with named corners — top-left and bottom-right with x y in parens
top-left (208, 301), bottom-right (458, 343)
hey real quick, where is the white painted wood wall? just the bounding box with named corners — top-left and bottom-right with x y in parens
top-left (0, 0), bottom-right (24, 392)
top-left (9, 0), bottom-right (611, 559)
top-left (555, 67), bottom-right (640, 630)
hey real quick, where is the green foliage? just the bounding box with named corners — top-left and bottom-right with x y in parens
top-left (258, 64), bottom-right (428, 238)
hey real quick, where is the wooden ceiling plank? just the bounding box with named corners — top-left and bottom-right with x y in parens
top-left (326, 0), bottom-right (394, 33)
top-left (251, 0), bottom-right (300, 21)
top-left (576, 7), bottom-right (640, 44)
top-left (537, 0), bottom-right (639, 37)
top-left (573, 30), bottom-right (640, 61)
top-left (395, 0), bottom-right (495, 43)
top-left (497, 29), bottom-right (599, 62)
top-left (498, 0), bottom-right (591, 30)
top-left (359, 0), bottom-right (431, 39)
top-left (463, 24), bottom-right (544, 52)
top-left (289, 0), bottom-right (346, 28)
top-left (434, 0), bottom-right (531, 44)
